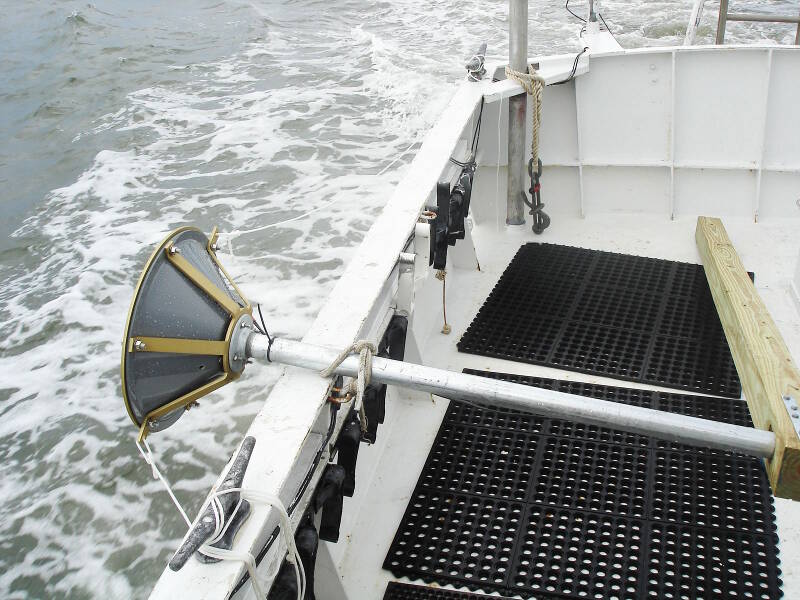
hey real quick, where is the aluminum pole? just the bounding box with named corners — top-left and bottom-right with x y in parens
top-left (506, 0), bottom-right (527, 225)
top-left (716, 0), bottom-right (729, 44)
top-left (249, 336), bottom-right (776, 459)
top-left (726, 12), bottom-right (800, 24)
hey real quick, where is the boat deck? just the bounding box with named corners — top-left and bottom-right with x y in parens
top-left (319, 214), bottom-right (800, 599)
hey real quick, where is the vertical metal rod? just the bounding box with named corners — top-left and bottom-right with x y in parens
top-left (796, 8), bottom-right (800, 45)
top-left (716, 0), bottom-right (729, 44)
top-left (506, 0), bottom-right (528, 226)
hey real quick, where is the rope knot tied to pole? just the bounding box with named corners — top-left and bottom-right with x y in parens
top-left (504, 64), bottom-right (544, 162)
top-left (321, 340), bottom-right (377, 434)
top-left (504, 63), bottom-right (550, 234)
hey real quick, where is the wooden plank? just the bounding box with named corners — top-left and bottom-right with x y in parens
top-left (696, 216), bottom-right (800, 500)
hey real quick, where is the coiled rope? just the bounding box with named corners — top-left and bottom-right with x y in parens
top-left (504, 64), bottom-right (545, 167)
top-left (504, 63), bottom-right (550, 233)
top-left (200, 487), bottom-right (306, 600)
top-left (320, 340), bottom-right (377, 434)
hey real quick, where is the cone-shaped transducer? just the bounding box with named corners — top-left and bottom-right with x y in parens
top-left (121, 227), bottom-right (252, 439)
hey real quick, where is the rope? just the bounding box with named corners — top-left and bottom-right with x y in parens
top-left (466, 51), bottom-right (486, 82)
top-left (504, 64), bottom-right (545, 167)
top-left (135, 440), bottom-right (305, 598)
top-left (505, 63), bottom-right (551, 234)
top-left (321, 340), bottom-right (377, 434)
top-left (435, 269), bottom-right (451, 334)
top-left (200, 487), bottom-right (306, 600)
top-left (136, 438), bottom-right (192, 528)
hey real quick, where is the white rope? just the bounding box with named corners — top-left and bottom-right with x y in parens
top-left (136, 438), bottom-right (192, 528)
top-left (504, 64), bottom-right (545, 166)
top-left (135, 441), bottom-right (305, 599)
top-left (199, 487), bottom-right (306, 600)
top-left (321, 340), bottom-right (376, 434)
top-left (494, 94), bottom-right (503, 231)
top-left (466, 51), bottom-right (486, 82)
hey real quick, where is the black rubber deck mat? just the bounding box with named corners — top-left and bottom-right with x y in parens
top-left (383, 372), bottom-right (782, 599)
top-left (383, 582), bottom-right (503, 599)
top-left (457, 243), bottom-right (747, 398)
top-left (383, 581), bottom-right (561, 599)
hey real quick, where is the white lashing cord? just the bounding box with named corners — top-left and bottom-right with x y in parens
top-left (136, 438), bottom-right (192, 528)
top-left (494, 95), bottom-right (503, 231)
top-left (135, 441), bottom-right (305, 599)
top-left (200, 487), bottom-right (306, 600)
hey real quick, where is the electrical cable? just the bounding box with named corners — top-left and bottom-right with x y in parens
top-left (448, 96), bottom-right (484, 169)
top-left (565, 0), bottom-right (586, 23)
top-left (598, 12), bottom-right (620, 44)
top-left (256, 304), bottom-right (275, 362)
top-left (552, 47), bottom-right (589, 86)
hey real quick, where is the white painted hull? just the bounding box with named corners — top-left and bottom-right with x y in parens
top-left (149, 42), bottom-right (800, 599)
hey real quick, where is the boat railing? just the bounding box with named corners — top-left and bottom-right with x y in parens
top-left (685, 0), bottom-right (800, 45)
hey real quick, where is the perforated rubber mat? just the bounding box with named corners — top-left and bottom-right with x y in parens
top-left (383, 582), bottom-right (517, 600)
top-left (383, 372), bottom-right (782, 599)
top-left (457, 243), bottom-right (747, 398)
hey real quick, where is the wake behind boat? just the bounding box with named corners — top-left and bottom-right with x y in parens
top-left (120, 2), bottom-right (800, 598)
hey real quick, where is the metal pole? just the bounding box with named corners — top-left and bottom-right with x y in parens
top-left (716, 0), bottom-right (729, 44)
top-left (506, 0), bottom-right (527, 225)
top-left (249, 336), bottom-right (777, 459)
top-left (727, 12), bottom-right (800, 23)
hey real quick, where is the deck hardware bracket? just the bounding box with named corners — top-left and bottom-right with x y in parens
top-left (396, 252), bottom-right (416, 316)
top-left (430, 183), bottom-right (451, 270)
top-left (313, 464), bottom-right (346, 543)
top-left (784, 396), bottom-right (800, 437)
top-left (168, 437), bottom-right (256, 571)
top-left (465, 42), bottom-right (487, 81)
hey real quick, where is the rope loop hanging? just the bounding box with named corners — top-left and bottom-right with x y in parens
top-left (504, 64), bottom-right (545, 166)
top-left (504, 63), bottom-right (550, 234)
top-left (321, 340), bottom-right (377, 433)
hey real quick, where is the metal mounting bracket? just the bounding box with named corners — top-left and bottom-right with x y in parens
top-left (784, 395), bottom-right (800, 437)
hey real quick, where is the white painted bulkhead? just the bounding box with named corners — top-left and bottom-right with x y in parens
top-left (476, 46), bottom-right (800, 223)
top-left (149, 45), bottom-right (800, 600)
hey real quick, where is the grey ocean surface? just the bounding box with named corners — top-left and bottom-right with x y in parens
top-left (0, 1), bottom-right (794, 598)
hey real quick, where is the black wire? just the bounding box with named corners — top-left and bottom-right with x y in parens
top-left (552, 47), bottom-right (588, 86)
top-left (256, 304), bottom-right (271, 341)
top-left (256, 303), bottom-right (276, 362)
top-left (252, 307), bottom-right (265, 335)
top-left (448, 96), bottom-right (484, 169)
top-left (598, 12), bottom-right (619, 44)
top-left (565, 0), bottom-right (586, 23)
top-left (471, 96), bottom-right (485, 155)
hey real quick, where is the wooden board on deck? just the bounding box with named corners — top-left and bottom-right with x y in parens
top-left (696, 216), bottom-right (800, 500)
